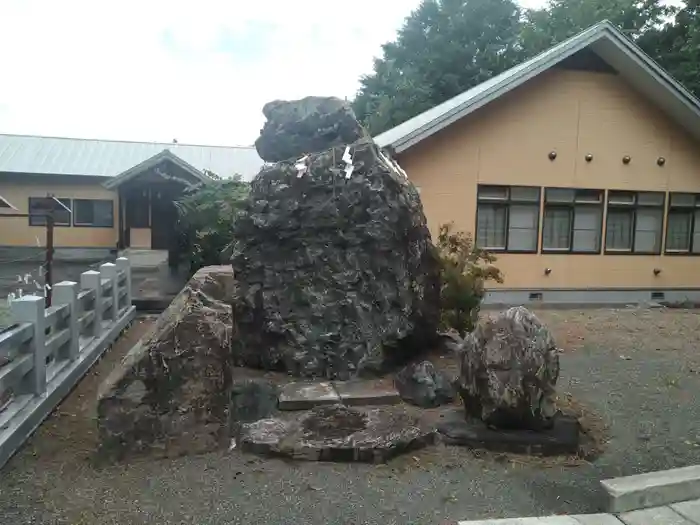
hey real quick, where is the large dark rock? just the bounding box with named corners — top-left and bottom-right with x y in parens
top-left (254, 97), bottom-right (368, 162)
top-left (231, 131), bottom-right (440, 380)
top-left (395, 361), bottom-right (456, 408)
top-left (239, 404), bottom-right (435, 463)
top-left (459, 307), bottom-right (560, 430)
top-left (96, 266), bottom-right (235, 460)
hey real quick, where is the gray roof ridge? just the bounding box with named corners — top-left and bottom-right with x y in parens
top-left (0, 132), bottom-right (255, 150)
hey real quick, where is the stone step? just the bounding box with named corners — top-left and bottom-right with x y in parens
top-left (601, 465), bottom-right (700, 513)
top-left (278, 382), bottom-right (340, 410)
top-left (277, 380), bottom-right (401, 411)
top-left (334, 381), bottom-right (401, 407)
top-left (457, 515), bottom-right (623, 524)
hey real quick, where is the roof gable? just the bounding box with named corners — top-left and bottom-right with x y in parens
top-left (102, 149), bottom-right (212, 189)
top-left (374, 21), bottom-right (700, 154)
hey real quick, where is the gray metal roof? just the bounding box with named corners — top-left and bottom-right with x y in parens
top-left (0, 134), bottom-right (264, 180)
top-left (374, 21), bottom-right (700, 153)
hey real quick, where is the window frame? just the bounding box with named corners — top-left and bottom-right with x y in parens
top-left (604, 190), bottom-right (665, 255)
top-left (475, 184), bottom-right (541, 254)
top-left (664, 192), bottom-right (700, 256)
top-left (72, 199), bottom-right (115, 228)
top-left (541, 187), bottom-right (604, 255)
top-left (27, 197), bottom-right (72, 227)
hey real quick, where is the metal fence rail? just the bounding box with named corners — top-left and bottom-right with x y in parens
top-left (0, 257), bottom-right (136, 469)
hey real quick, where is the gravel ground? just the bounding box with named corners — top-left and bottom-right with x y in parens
top-left (1, 308), bottom-right (700, 525)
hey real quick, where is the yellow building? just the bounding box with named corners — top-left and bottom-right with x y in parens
top-left (375, 21), bottom-right (700, 306)
top-left (0, 136), bottom-right (262, 261)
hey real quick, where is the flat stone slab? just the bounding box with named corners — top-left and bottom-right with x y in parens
top-left (438, 411), bottom-right (580, 456)
top-left (457, 517), bottom-right (599, 524)
top-left (239, 404), bottom-right (435, 463)
top-left (601, 465), bottom-right (700, 513)
top-left (458, 515), bottom-right (625, 524)
top-left (332, 381), bottom-right (401, 406)
top-left (571, 515), bottom-right (625, 524)
top-left (278, 381), bottom-right (339, 410)
top-left (672, 499), bottom-right (700, 523)
top-left (619, 506), bottom-right (696, 524)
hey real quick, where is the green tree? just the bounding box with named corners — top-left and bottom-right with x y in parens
top-left (175, 176), bottom-right (250, 273)
top-left (353, 0), bottom-right (526, 135)
top-left (638, 0), bottom-right (700, 97)
top-left (520, 0), bottom-right (669, 54)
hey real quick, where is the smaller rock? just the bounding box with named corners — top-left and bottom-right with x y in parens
top-left (459, 306), bottom-right (560, 431)
top-left (96, 266), bottom-right (235, 461)
top-left (229, 379), bottom-right (279, 435)
top-left (395, 361), bottom-right (456, 408)
top-left (437, 331), bottom-right (464, 354)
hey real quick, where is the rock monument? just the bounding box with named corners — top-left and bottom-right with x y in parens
top-left (458, 306), bottom-right (560, 430)
top-left (231, 96), bottom-right (440, 379)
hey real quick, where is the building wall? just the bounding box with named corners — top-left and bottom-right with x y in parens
top-left (398, 68), bottom-right (700, 291)
top-left (0, 175), bottom-right (118, 249)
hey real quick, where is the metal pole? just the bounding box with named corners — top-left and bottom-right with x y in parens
top-left (45, 213), bottom-right (54, 308)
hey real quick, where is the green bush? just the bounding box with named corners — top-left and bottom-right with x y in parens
top-left (436, 222), bottom-right (504, 336)
top-left (175, 176), bottom-right (250, 273)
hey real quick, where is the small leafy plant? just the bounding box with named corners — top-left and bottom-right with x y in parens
top-left (436, 222), bottom-right (504, 336)
top-left (175, 176), bottom-right (250, 273)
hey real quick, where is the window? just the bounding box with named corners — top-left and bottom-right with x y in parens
top-left (73, 199), bottom-right (114, 227)
top-left (605, 191), bottom-right (665, 254)
top-left (665, 193), bottom-right (700, 254)
top-left (476, 185), bottom-right (540, 252)
top-left (542, 188), bottom-right (603, 253)
top-left (28, 197), bottom-right (71, 226)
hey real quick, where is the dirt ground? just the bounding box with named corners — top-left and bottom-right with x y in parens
top-left (1, 307), bottom-right (700, 525)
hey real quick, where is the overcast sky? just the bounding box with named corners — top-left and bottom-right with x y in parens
top-left (0, 0), bottom-right (544, 147)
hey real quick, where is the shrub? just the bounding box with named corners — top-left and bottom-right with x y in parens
top-left (175, 176), bottom-right (250, 273)
top-left (436, 222), bottom-right (504, 336)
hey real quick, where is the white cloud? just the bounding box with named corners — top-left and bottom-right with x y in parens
top-left (0, 0), bottom-right (552, 146)
top-left (0, 0), bottom-right (424, 146)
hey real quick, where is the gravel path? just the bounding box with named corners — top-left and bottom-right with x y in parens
top-left (2, 308), bottom-right (700, 525)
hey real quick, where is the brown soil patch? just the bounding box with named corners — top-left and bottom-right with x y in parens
top-left (302, 405), bottom-right (368, 439)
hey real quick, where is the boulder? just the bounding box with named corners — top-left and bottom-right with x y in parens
top-left (96, 266), bottom-right (235, 460)
top-left (394, 361), bottom-right (456, 408)
top-left (459, 307), bottom-right (560, 430)
top-left (254, 96), bottom-right (368, 162)
top-left (231, 109), bottom-right (440, 380)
